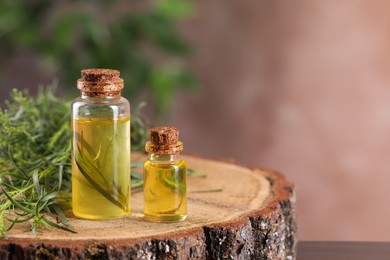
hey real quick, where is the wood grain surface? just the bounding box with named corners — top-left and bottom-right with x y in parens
top-left (0, 154), bottom-right (297, 259)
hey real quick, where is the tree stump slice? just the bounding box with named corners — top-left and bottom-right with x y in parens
top-left (0, 154), bottom-right (297, 259)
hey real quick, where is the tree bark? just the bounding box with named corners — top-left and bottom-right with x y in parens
top-left (0, 154), bottom-right (297, 259)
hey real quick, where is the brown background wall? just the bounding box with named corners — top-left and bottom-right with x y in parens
top-left (171, 0), bottom-right (390, 240)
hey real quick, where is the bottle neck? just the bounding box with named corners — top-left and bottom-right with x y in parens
top-left (77, 78), bottom-right (124, 99)
top-left (149, 153), bottom-right (180, 163)
top-left (80, 91), bottom-right (121, 99)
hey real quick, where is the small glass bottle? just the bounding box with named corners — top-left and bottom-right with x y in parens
top-left (71, 68), bottom-right (131, 220)
top-left (144, 126), bottom-right (187, 222)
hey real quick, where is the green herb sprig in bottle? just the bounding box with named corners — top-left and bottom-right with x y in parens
top-left (71, 68), bottom-right (131, 220)
top-left (144, 126), bottom-right (187, 222)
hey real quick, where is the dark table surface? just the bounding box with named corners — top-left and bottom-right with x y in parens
top-left (298, 241), bottom-right (390, 260)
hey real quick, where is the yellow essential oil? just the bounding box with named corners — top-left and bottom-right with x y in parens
top-left (72, 117), bottom-right (130, 219)
top-left (71, 68), bottom-right (131, 220)
top-left (144, 126), bottom-right (187, 222)
top-left (144, 156), bottom-right (186, 222)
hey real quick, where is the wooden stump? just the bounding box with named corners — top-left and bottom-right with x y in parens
top-left (0, 154), bottom-right (297, 259)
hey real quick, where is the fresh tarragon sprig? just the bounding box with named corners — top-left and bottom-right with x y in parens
top-left (0, 87), bottom-right (149, 237)
top-left (0, 87), bottom-right (74, 237)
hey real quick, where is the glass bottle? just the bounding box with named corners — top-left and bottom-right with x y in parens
top-left (144, 126), bottom-right (187, 222)
top-left (71, 68), bottom-right (131, 220)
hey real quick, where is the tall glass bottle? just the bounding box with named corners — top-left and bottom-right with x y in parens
top-left (144, 126), bottom-right (187, 222)
top-left (71, 68), bottom-right (131, 220)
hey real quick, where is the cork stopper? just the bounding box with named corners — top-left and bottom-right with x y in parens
top-left (77, 68), bottom-right (124, 98)
top-left (145, 126), bottom-right (183, 154)
top-left (81, 68), bottom-right (120, 82)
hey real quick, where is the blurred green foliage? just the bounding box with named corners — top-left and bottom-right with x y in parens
top-left (0, 0), bottom-right (196, 117)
